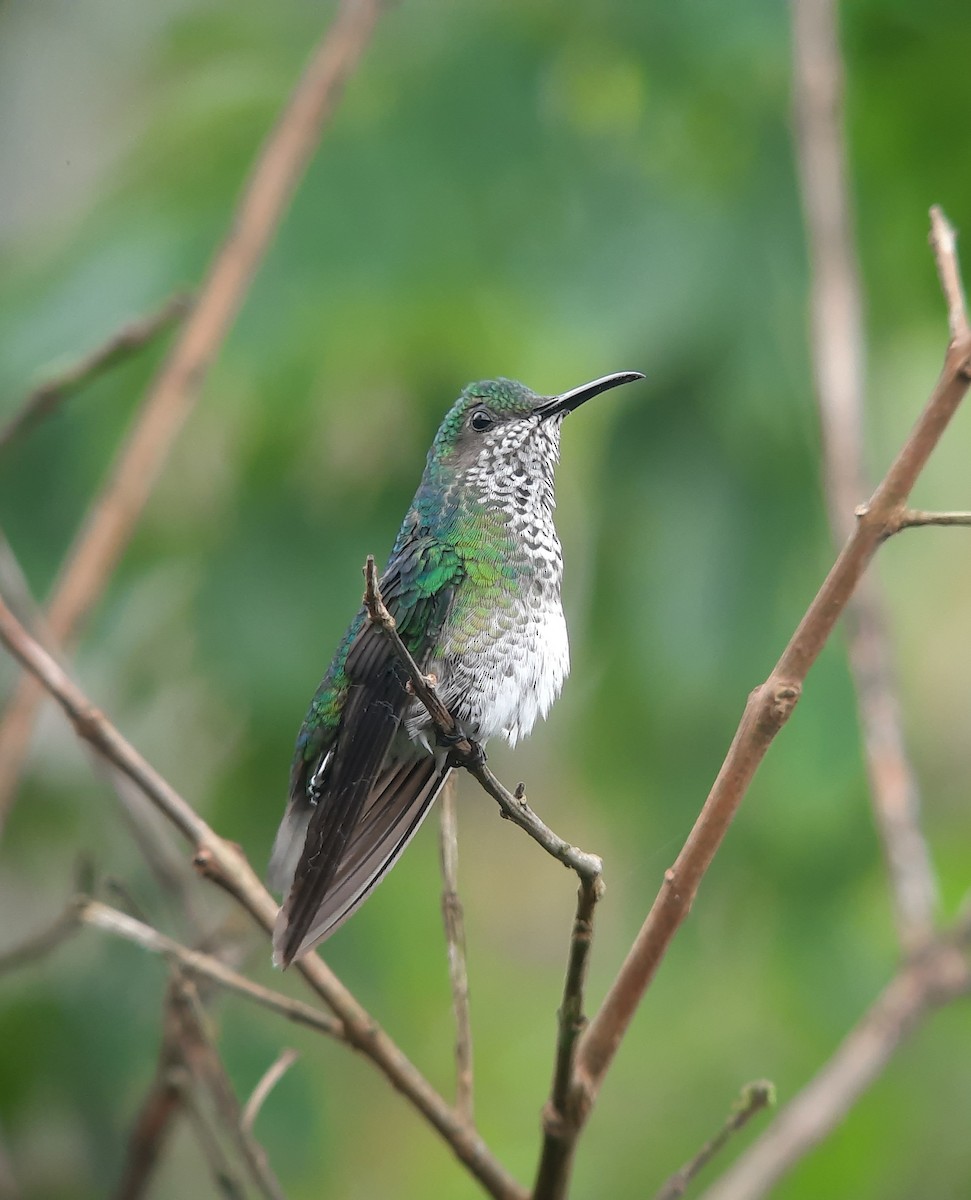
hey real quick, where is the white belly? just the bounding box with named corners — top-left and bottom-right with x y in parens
top-left (411, 596), bottom-right (570, 749)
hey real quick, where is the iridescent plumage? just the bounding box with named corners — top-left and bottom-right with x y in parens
top-left (270, 372), bottom-right (642, 966)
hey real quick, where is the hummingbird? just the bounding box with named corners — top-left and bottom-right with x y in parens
top-left (269, 371), bottom-right (643, 967)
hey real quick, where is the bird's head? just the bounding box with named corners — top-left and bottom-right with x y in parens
top-left (424, 372), bottom-right (644, 499)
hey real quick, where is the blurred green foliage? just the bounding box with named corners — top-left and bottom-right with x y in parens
top-left (2, 1), bottom-right (971, 1197)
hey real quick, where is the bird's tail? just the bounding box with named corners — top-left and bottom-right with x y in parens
top-left (271, 755), bottom-right (452, 966)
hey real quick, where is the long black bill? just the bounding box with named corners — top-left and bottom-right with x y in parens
top-left (537, 370), bottom-right (645, 419)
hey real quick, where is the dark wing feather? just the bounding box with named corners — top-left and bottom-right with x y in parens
top-left (271, 527), bottom-right (463, 967)
top-left (272, 757), bottom-right (452, 960)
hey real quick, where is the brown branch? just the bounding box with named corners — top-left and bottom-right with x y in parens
top-left (888, 508), bottom-right (971, 532)
top-left (0, 294), bottom-right (191, 454)
top-left (567, 209), bottom-right (971, 1144)
top-left (79, 899), bottom-right (345, 1041)
top-left (115, 923), bottom-right (251, 1200)
top-left (170, 1063), bottom-right (247, 1200)
top-left (532, 874), bottom-right (603, 1199)
top-left (792, 0), bottom-right (937, 954)
top-left (0, 593), bottom-right (526, 1200)
top-left (0, 526), bottom-right (55, 645)
top-left (172, 975), bottom-right (288, 1200)
top-left (697, 925), bottom-right (971, 1200)
top-left (362, 555), bottom-right (602, 883)
top-left (656, 1081), bottom-right (775, 1200)
top-left (241, 1049), bottom-right (300, 1135)
top-left (0, 0), bottom-right (386, 831)
top-left (439, 776), bottom-right (474, 1122)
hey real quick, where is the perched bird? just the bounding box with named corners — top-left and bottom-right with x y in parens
top-left (269, 371), bottom-right (643, 966)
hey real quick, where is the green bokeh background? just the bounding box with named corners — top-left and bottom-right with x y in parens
top-left (2, 1), bottom-right (970, 1197)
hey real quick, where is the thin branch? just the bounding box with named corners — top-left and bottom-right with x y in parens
top-left (115, 926), bottom-right (249, 1200)
top-left (170, 1064), bottom-right (247, 1200)
top-left (698, 929), bottom-right (971, 1200)
top-left (791, 0), bottom-right (938, 954)
top-left (930, 205), bottom-right (970, 343)
top-left (532, 874), bottom-right (603, 1199)
top-left (439, 776), bottom-right (474, 1122)
top-left (0, 593), bottom-right (526, 1200)
top-left (569, 208), bottom-right (971, 1136)
top-left (0, 526), bottom-right (55, 646)
top-left (172, 975), bottom-right (288, 1200)
top-left (0, 294), bottom-right (191, 454)
top-left (242, 1049), bottom-right (300, 1134)
top-left (79, 899), bottom-right (345, 1041)
top-left (889, 508), bottom-right (971, 533)
top-left (363, 555), bottom-right (602, 883)
top-left (0, 0), bottom-right (386, 831)
top-left (656, 1081), bottom-right (775, 1200)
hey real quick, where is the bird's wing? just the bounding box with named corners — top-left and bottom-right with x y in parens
top-left (271, 529), bottom-right (463, 967)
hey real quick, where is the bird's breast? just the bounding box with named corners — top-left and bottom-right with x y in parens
top-left (410, 532), bottom-right (569, 747)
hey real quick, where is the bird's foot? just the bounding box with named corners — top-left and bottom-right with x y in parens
top-left (438, 728), bottom-right (487, 768)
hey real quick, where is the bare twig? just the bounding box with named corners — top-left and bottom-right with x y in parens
top-left (0, 531), bottom-right (201, 937)
top-left (242, 1049), bottom-right (300, 1134)
top-left (363, 556), bottom-right (602, 883)
top-left (532, 875), bottom-right (603, 1199)
top-left (698, 927), bottom-right (971, 1200)
top-left (115, 928), bottom-right (249, 1200)
top-left (173, 975), bottom-right (288, 1200)
top-left (0, 295), bottom-right (191, 454)
top-left (0, 593), bottom-right (526, 1200)
top-left (792, 0), bottom-right (937, 953)
top-left (79, 899), bottom-right (344, 1041)
top-left (170, 1063), bottom-right (247, 1200)
top-left (439, 777), bottom-right (474, 1122)
top-left (930, 205), bottom-right (971, 343)
top-left (888, 508), bottom-right (971, 532)
top-left (0, 527), bottom-right (54, 646)
top-left (0, 0), bottom-right (386, 830)
top-left (564, 209), bottom-right (971, 1162)
top-left (656, 1081), bottom-right (775, 1200)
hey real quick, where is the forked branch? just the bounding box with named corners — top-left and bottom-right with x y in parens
top-left (0, 592), bottom-right (526, 1200)
top-left (524, 210), bottom-right (971, 1200)
top-left (792, 0), bottom-right (938, 952)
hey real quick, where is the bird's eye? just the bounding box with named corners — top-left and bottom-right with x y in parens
top-left (469, 409), bottom-right (494, 432)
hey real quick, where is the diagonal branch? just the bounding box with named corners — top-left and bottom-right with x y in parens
top-left (698, 917), bottom-right (971, 1200)
top-left (561, 208), bottom-right (971, 1166)
top-left (791, 0), bottom-right (937, 953)
top-left (0, 0), bottom-right (387, 832)
top-left (0, 294), bottom-right (191, 454)
top-left (78, 899), bottom-right (345, 1041)
top-left (656, 1080), bottom-right (775, 1200)
top-left (0, 592), bottom-right (527, 1200)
